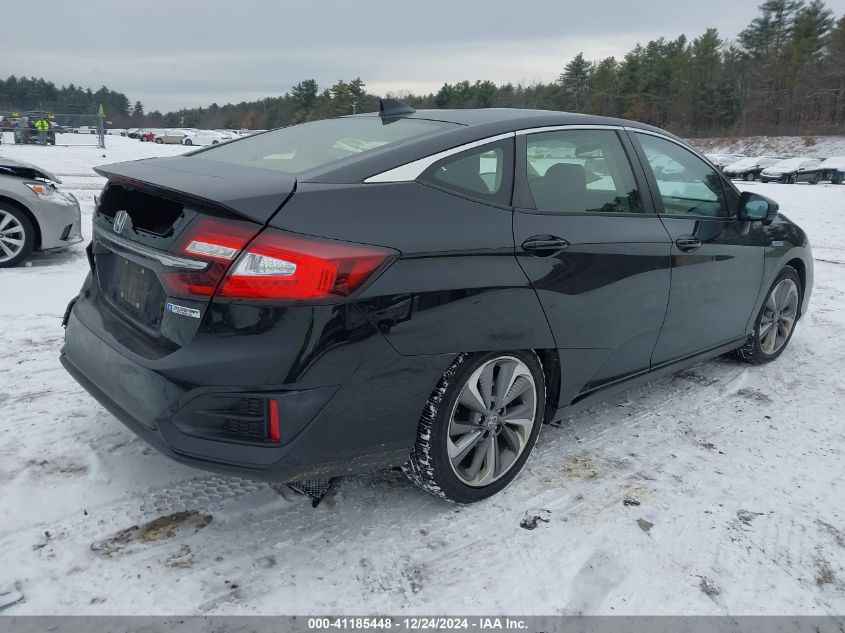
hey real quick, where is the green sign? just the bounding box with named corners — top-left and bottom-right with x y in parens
top-left (98, 103), bottom-right (105, 118)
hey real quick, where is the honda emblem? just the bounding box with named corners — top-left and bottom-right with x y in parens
top-left (113, 210), bottom-right (129, 234)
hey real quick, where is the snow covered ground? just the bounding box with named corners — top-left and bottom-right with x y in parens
top-left (0, 136), bottom-right (843, 616)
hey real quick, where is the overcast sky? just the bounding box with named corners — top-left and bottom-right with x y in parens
top-left (3, 0), bottom-right (845, 112)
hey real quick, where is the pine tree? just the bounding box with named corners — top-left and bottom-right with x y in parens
top-left (557, 52), bottom-right (591, 111)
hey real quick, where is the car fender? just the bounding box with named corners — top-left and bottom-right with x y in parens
top-left (743, 215), bottom-right (813, 334)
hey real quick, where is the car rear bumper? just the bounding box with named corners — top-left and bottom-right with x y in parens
top-left (60, 289), bottom-right (452, 482)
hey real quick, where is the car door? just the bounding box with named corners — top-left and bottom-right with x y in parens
top-left (796, 160), bottom-right (821, 183)
top-left (512, 127), bottom-right (673, 404)
top-left (629, 131), bottom-right (767, 366)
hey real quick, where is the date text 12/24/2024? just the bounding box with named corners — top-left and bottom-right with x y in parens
top-left (307, 618), bottom-right (529, 631)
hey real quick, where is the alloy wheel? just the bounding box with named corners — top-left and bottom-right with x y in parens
top-left (0, 210), bottom-right (26, 263)
top-left (759, 278), bottom-right (799, 354)
top-left (447, 356), bottom-right (537, 487)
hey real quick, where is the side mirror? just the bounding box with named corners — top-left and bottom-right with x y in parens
top-left (739, 191), bottom-right (778, 224)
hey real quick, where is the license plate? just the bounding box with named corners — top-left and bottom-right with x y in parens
top-left (111, 256), bottom-right (154, 313)
top-left (98, 252), bottom-right (165, 331)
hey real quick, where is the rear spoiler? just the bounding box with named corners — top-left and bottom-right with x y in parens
top-left (94, 156), bottom-right (297, 224)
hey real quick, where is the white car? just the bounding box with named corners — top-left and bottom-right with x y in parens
top-left (760, 158), bottom-right (821, 184)
top-left (154, 128), bottom-right (193, 144)
top-left (183, 130), bottom-right (233, 146)
top-left (213, 130), bottom-right (241, 140)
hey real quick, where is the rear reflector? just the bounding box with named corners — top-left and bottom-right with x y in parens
top-left (217, 228), bottom-right (397, 301)
top-left (268, 399), bottom-right (281, 443)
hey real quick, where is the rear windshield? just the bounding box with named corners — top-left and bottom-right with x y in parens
top-left (195, 116), bottom-right (458, 174)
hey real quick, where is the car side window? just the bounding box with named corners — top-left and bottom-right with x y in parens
top-left (419, 140), bottom-right (513, 206)
top-left (525, 129), bottom-right (643, 214)
top-left (635, 133), bottom-right (731, 218)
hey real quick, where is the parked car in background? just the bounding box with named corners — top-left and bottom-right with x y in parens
top-left (105, 129), bottom-right (126, 136)
top-left (60, 103), bottom-right (813, 503)
top-left (723, 156), bottom-right (781, 181)
top-left (154, 129), bottom-right (192, 144)
top-left (810, 157), bottom-right (845, 184)
top-left (760, 158), bottom-right (821, 183)
top-left (139, 129), bottom-right (160, 142)
top-left (704, 153), bottom-right (746, 170)
top-left (0, 159), bottom-right (83, 267)
top-left (182, 130), bottom-right (232, 146)
top-left (74, 126), bottom-right (96, 135)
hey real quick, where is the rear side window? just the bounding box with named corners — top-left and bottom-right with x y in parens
top-left (197, 116), bottom-right (458, 174)
top-left (419, 139), bottom-right (514, 206)
top-left (525, 129), bottom-right (643, 214)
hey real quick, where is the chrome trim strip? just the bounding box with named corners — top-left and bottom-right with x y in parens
top-left (364, 132), bottom-right (515, 183)
top-left (515, 124), bottom-right (624, 135)
top-left (623, 126), bottom-right (715, 165)
top-left (94, 228), bottom-right (208, 270)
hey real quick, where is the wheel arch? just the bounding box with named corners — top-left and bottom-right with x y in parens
top-left (534, 348), bottom-right (562, 421)
top-left (785, 257), bottom-right (807, 316)
top-left (0, 195), bottom-right (41, 249)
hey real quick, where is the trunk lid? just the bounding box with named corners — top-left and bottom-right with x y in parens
top-left (90, 157), bottom-right (297, 351)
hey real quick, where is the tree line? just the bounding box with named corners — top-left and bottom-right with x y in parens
top-left (2, 1), bottom-right (843, 137)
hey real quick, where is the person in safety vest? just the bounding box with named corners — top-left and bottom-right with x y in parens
top-left (35, 118), bottom-right (49, 144)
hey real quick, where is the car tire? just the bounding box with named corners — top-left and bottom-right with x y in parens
top-left (155, 138), bottom-right (163, 144)
top-left (810, 174), bottom-right (820, 185)
top-left (403, 351), bottom-right (546, 503)
top-left (788, 174), bottom-right (797, 184)
top-left (744, 172), bottom-right (753, 181)
top-left (0, 204), bottom-right (35, 268)
top-left (736, 265), bottom-right (802, 365)
top-left (184, 138), bottom-right (192, 146)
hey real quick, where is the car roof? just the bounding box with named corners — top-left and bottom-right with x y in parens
top-left (302, 108), bottom-right (682, 183)
top-left (385, 108), bottom-right (677, 136)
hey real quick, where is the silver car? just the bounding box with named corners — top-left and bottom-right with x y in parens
top-left (0, 159), bottom-right (83, 267)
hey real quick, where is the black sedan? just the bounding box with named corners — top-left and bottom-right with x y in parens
top-left (61, 101), bottom-right (813, 503)
top-left (797, 157), bottom-right (845, 185)
top-left (759, 158), bottom-right (822, 183)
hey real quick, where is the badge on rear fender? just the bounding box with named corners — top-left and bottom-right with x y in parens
top-left (166, 302), bottom-right (201, 319)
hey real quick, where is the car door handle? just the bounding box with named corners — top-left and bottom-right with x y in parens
top-left (675, 236), bottom-right (702, 252)
top-left (522, 236), bottom-right (570, 255)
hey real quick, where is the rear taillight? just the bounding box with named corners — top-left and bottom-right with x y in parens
top-left (218, 228), bottom-right (397, 301)
top-left (162, 218), bottom-right (257, 298)
top-left (162, 218), bottom-right (397, 303)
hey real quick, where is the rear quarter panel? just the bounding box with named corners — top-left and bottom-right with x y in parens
top-left (270, 181), bottom-right (555, 356)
